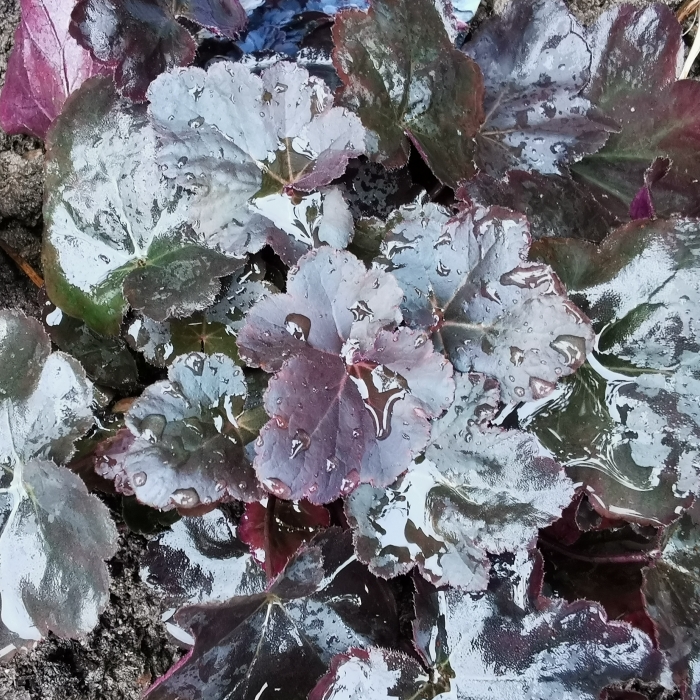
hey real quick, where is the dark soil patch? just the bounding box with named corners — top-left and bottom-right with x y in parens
top-left (0, 0), bottom-right (689, 698)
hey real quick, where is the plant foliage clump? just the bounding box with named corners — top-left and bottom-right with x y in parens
top-left (0, 0), bottom-right (699, 698)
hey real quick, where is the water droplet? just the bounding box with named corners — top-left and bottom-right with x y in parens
top-left (290, 429), bottom-right (311, 458)
top-left (263, 478), bottom-right (292, 499)
top-left (308, 483), bottom-right (319, 494)
top-left (510, 346), bottom-right (525, 366)
top-left (184, 354), bottom-right (205, 375)
top-left (550, 334), bottom-right (587, 367)
top-left (215, 480), bottom-right (226, 492)
top-left (171, 488), bottom-right (200, 508)
top-left (347, 363), bottom-right (407, 440)
top-left (340, 469), bottom-right (360, 495)
top-left (284, 313), bottom-right (311, 341)
top-left (275, 415), bottom-right (288, 429)
top-left (325, 457), bottom-right (339, 473)
top-left (140, 414), bottom-right (166, 442)
top-left (188, 116), bottom-right (204, 128)
top-left (514, 386), bottom-right (526, 398)
top-left (349, 300), bottom-right (374, 322)
top-left (530, 376), bottom-right (556, 399)
top-left (132, 471), bottom-right (147, 487)
top-left (436, 261), bottom-right (451, 277)
top-left (177, 156), bottom-right (188, 169)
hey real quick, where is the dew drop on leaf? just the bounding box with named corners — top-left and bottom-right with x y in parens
top-left (284, 313), bottom-right (311, 341)
top-left (171, 488), bottom-right (201, 508)
top-left (290, 429), bottom-right (312, 458)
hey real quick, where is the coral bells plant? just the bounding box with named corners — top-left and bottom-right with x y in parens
top-left (0, 0), bottom-right (700, 697)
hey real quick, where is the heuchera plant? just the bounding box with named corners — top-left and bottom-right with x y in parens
top-left (1, 0), bottom-right (700, 697)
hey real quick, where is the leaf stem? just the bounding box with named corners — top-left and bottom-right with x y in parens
top-left (538, 535), bottom-right (660, 565)
top-left (264, 495), bottom-right (277, 580)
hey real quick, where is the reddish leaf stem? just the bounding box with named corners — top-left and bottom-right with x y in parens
top-left (264, 495), bottom-right (277, 580)
top-left (538, 535), bottom-right (660, 566)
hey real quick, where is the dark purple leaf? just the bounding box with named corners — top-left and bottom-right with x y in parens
top-left (0, 0), bottom-right (112, 139)
top-left (147, 61), bottom-right (364, 262)
top-left (346, 372), bottom-right (574, 589)
top-left (332, 0), bottom-right (485, 187)
top-left (464, 0), bottom-right (612, 178)
top-left (70, 0), bottom-right (247, 100)
top-left (643, 504), bottom-right (700, 700)
top-left (142, 509), bottom-right (266, 609)
top-left (628, 158), bottom-right (671, 221)
top-left (146, 528), bottom-right (400, 700)
top-left (459, 170), bottom-right (618, 244)
top-left (237, 247), bottom-right (455, 503)
top-left (573, 5), bottom-right (700, 219)
top-left (96, 353), bottom-right (264, 510)
top-left (239, 498), bottom-right (330, 578)
top-left (377, 199), bottom-right (594, 402)
top-left (308, 647), bottom-right (429, 700)
top-left (0, 310), bottom-right (118, 643)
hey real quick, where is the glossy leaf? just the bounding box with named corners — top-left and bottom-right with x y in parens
top-left (70, 0), bottom-right (247, 100)
top-left (643, 506), bottom-right (700, 699)
top-left (573, 5), bottom-right (700, 219)
top-left (0, 0), bottom-right (111, 139)
top-left (309, 647), bottom-right (429, 700)
top-left (377, 199), bottom-right (594, 402)
top-left (44, 77), bottom-right (242, 336)
top-left (346, 373), bottom-right (574, 589)
top-left (332, 0), bottom-right (484, 187)
top-left (142, 509), bottom-right (266, 607)
top-left (239, 498), bottom-right (330, 578)
top-left (148, 60), bottom-right (365, 261)
top-left (0, 310), bottom-right (118, 643)
top-left (464, 0), bottom-right (611, 178)
top-left (126, 270), bottom-right (275, 368)
top-left (459, 170), bottom-right (618, 244)
top-left (42, 295), bottom-right (139, 390)
top-left (96, 353), bottom-right (264, 510)
top-left (146, 529), bottom-right (400, 700)
top-left (237, 247), bottom-right (455, 503)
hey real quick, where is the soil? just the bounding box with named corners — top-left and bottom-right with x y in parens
top-left (0, 0), bottom-right (689, 698)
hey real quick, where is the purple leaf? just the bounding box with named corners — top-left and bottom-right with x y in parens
top-left (332, 0), bottom-right (484, 187)
top-left (237, 247), bottom-right (455, 503)
top-left (0, 0), bottom-right (112, 139)
top-left (346, 373), bottom-right (575, 589)
top-left (573, 5), bottom-right (700, 219)
top-left (628, 157), bottom-right (671, 221)
top-left (146, 528), bottom-right (400, 700)
top-left (70, 0), bottom-right (247, 100)
top-left (239, 498), bottom-right (330, 579)
top-left (147, 61), bottom-right (365, 261)
top-left (0, 310), bottom-right (117, 644)
top-left (142, 509), bottom-right (266, 608)
top-left (309, 647), bottom-right (429, 700)
top-left (377, 199), bottom-right (594, 402)
top-left (464, 0), bottom-right (612, 178)
top-left (459, 170), bottom-right (619, 244)
top-left (643, 505), bottom-right (700, 699)
top-left (96, 353), bottom-right (264, 510)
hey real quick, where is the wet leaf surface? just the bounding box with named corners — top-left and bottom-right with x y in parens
top-left (96, 353), bottom-right (265, 509)
top-left (0, 0), bottom-right (112, 139)
top-left (145, 528), bottom-right (400, 700)
top-left (70, 0), bottom-right (247, 100)
top-left (377, 199), bottom-right (594, 402)
top-left (464, 0), bottom-right (611, 178)
top-left (347, 373), bottom-right (574, 589)
top-left (0, 310), bottom-right (117, 645)
top-left (148, 60), bottom-right (365, 262)
top-left (332, 0), bottom-right (484, 187)
top-left (237, 247), bottom-right (455, 503)
top-left (44, 77), bottom-right (241, 336)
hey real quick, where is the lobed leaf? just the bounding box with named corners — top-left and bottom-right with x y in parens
top-left (0, 310), bottom-right (117, 644)
top-left (237, 247), bottom-right (455, 503)
top-left (146, 528), bottom-right (400, 700)
top-left (464, 0), bottom-right (611, 178)
top-left (44, 77), bottom-right (241, 336)
top-left (0, 0), bottom-right (112, 139)
top-left (332, 0), bottom-right (484, 187)
top-left (346, 373), bottom-right (574, 589)
top-left (573, 5), bottom-right (700, 219)
top-left (70, 0), bottom-right (247, 100)
top-left (96, 353), bottom-right (264, 510)
top-left (147, 60), bottom-right (365, 262)
top-left (377, 199), bottom-right (594, 402)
